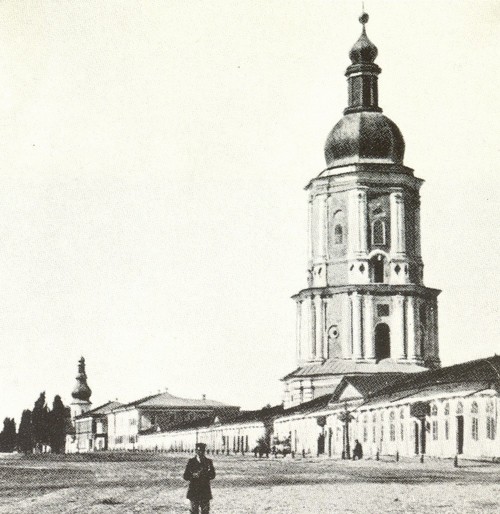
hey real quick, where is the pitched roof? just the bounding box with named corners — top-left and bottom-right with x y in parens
top-left (75, 401), bottom-right (124, 419)
top-left (141, 405), bottom-right (284, 435)
top-left (361, 356), bottom-right (500, 406)
top-left (282, 359), bottom-right (426, 380)
top-left (331, 373), bottom-right (406, 402)
top-left (121, 391), bottom-right (239, 410)
top-left (280, 393), bottom-right (333, 417)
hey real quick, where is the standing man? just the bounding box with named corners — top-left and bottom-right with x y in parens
top-left (183, 442), bottom-right (216, 514)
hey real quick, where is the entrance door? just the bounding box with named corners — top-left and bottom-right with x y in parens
top-left (420, 418), bottom-right (426, 454)
top-left (414, 421), bottom-right (419, 454)
top-left (456, 416), bottom-right (464, 454)
top-left (317, 433), bottom-right (325, 456)
top-left (375, 323), bottom-right (391, 361)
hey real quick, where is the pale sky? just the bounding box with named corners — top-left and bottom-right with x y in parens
top-left (0, 0), bottom-right (498, 423)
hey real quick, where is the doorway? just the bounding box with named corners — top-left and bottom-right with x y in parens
top-left (375, 323), bottom-right (391, 361)
top-left (317, 433), bottom-right (325, 456)
top-left (456, 416), bottom-right (464, 454)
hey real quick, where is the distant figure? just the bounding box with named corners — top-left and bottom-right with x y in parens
top-left (183, 442), bottom-right (216, 514)
top-left (353, 439), bottom-right (363, 460)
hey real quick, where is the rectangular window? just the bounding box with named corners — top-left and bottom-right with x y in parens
top-left (486, 417), bottom-right (496, 440)
top-left (400, 424), bottom-right (404, 441)
top-left (445, 420), bottom-right (449, 440)
top-left (372, 425), bottom-right (376, 443)
top-left (363, 426), bottom-right (368, 443)
top-left (377, 304), bottom-right (390, 317)
top-left (390, 424), bottom-right (395, 441)
top-left (432, 420), bottom-right (438, 440)
top-left (472, 418), bottom-right (479, 441)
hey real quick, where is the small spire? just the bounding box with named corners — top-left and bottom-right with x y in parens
top-left (349, 11), bottom-right (377, 64)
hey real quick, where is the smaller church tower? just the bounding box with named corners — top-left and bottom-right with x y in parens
top-left (70, 356), bottom-right (92, 419)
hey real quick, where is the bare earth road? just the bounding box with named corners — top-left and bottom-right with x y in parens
top-left (0, 453), bottom-right (498, 513)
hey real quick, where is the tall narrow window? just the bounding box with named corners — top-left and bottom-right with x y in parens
top-left (334, 224), bottom-right (343, 244)
top-left (370, 254), bottom-right (386, 284)
top-left (389, 411), bottom-right (396, 441)
top-left (486, 401), bottom-right (496, 440)
top-left (444, 403), bottom-right (450, 440)
top-left (372, 219), bottom-right (386, 245)
top-left (431, 404), bottom-right (438, 440)
top-left (471, 402), bottom-right (479, 441)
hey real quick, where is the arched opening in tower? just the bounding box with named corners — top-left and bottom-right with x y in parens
top-left (374, 323), bottom-right (391, 361)
top-left (370, 255), bottom-right (385, 283)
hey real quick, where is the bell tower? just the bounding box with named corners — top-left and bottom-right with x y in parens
top-left (283, 13), bottom-right (440, 408)
top-left (70, 356), bottom-right (92, 419)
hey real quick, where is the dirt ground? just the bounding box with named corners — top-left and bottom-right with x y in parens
top-left (0, 453), bottom-right (499, 513)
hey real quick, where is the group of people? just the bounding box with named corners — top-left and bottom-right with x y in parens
top-left (183, 439), bottom-right (364, 513)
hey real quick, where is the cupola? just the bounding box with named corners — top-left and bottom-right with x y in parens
top-left (71, 356), bottom-right (92, 401)
top-left (324, 12), bottom-right (405, 168)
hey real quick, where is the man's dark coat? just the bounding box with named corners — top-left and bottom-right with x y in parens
top-left (183, 456), bottom-right (216, 500)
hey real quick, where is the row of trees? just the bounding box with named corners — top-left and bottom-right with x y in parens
top-left (1, 392), bottom-right (69, 454)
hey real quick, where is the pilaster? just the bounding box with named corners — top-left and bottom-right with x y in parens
top-left (351, 292), bottom-right (363, 359)
top-left (364, 294), bottom-right (375, 359)
top-left (392, 294), bottom-right (406, 359)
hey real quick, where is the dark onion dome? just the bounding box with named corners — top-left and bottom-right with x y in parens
top-left (349, 13), bottom-right (378, 64)
top-left (71, 356), bottom-right (92, 401)
top-left (324, 12), bottom-right (405, 168)
top-left (325, 111), bottom-right (405, 167)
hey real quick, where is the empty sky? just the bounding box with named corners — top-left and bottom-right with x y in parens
top-left (0, 0), bottom-right (498, 422)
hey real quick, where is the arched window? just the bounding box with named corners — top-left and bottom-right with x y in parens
top-left (374, 323), bottom-right (391, 361)
top-left (431, 404), bottom-right (438, 440)
top-left (444, 402), bottom-right (450, 440)
top-left (471, 402), bottom-right (479, 441)
top-left (372, 219), bottom-right (386, 245)
top-left (389, 411), bottom-right (396, 441)
top-left (363, 414), bottom-right (368, 442)
top-left (370, 254), bottom-right (386, 283)
top-left (331, 211), bottom-right (345, 247)
top-left (486, 401), bottom-right (496, 440)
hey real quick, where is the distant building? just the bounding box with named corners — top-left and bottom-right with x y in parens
top-left (71, 401), bottom-right (123, 453)
top-left (107, 391), bottom-right (240, 451)
top-left (65, 358), bottom-right (240, 452)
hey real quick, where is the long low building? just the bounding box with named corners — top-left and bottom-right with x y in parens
top-left (67, 356), bottom-right (499, 460)
top-left (273, 356), bottom-right (500, 460)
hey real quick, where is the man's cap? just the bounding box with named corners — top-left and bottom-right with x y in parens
top-left (195, 442), bottom-right (207, 450)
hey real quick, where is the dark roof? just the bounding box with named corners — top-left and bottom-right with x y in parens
top-left (75, 401), bottom-right (124, 420)
top-left (282, 359), bottom-right (426, 380)
top-left (331, 373), bottom-right (406, 402)
top-left (281, 393), bottom-right (333, 417)
top-left (120, 391), bottom-right (239, 410)
top-left (362, 356), bottom-right (500, 406)
top-left (143, 405), bottom-right (285, 435)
